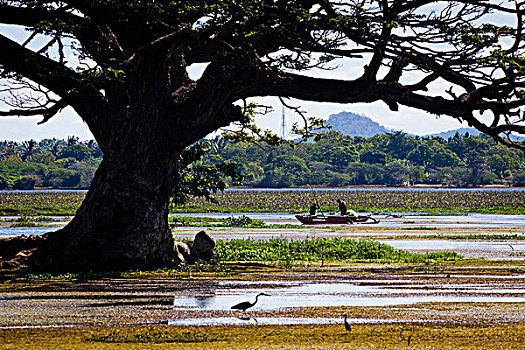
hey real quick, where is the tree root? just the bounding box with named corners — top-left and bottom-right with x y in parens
top-left (0, 235), bottom-right (44, 268)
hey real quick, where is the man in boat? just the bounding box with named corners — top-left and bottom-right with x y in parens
top-left (337, 199), bottom-right (378, 223)
top-left (309, 203), bottom-right (319, 216)
top-left (337, 199), bottom-right (348, 215)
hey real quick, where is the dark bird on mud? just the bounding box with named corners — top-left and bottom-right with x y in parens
top-left (231, 293), bottom-right (270, 311)
top-left (344, 314), bottom-right (352, 332)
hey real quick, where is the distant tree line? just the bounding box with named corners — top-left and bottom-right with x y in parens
top-left (201, 131), bottom-right (525, 188)
top-left (0, 136), bottom-right (102, 189)
top-left (1, 131), bottom-right (525, 190)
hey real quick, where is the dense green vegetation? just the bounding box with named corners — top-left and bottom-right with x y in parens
top-left (2, 131), bottom-right (524, 190)
top-left (0, 137), bottom-right (102, 189)
top-left (216, 238), bottom-right (463, 264)
top-left (202, 131), bottom-right (525, 188)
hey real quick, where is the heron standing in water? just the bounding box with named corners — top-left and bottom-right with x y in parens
top-left (231, 293), bottom-right (270, 311)
top-left (344, 314), bottom-right (352, 332)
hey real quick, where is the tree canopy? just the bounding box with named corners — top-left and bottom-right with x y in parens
top-left (1, 0), bottom-right (525, 271)
top-left (1, 1), bottom-right (525, 146)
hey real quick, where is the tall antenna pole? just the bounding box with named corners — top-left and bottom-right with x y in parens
top-left (281, 106), bottom-right (286, 139)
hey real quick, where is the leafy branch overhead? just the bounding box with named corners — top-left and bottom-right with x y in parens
top-left (1, 0), bottom-right (525, 150)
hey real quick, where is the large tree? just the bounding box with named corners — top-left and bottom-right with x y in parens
top-left (1, 0), bottom-right (525, 271)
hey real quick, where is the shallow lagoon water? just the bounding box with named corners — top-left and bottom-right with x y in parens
top-left (4, 212), bottom-right (525, 235)
top-left (167, 316), bottom-right (382, 326)
top-left (169, 212), bottom-right (525, 228)
top-left (172, 279), bottom-right (525, 312)
top-left (3, 213), bottom-right (525, 259)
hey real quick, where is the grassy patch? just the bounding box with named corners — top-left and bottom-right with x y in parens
top-left (172, 190), bottom-right (525, 215)
top-left (400, 226), bottom-right (439, 230)
top-left (216, 238), bottom-right (463, 264)
top-left (169, 215), bottom-right (303, 229)
top-left (0, 323), bottom-right (523, 349)
top-left (87, 328), bottom-right (223, 344)
top-left (3, 190), bottom-right (525, 216)
top-left (0, 192), bottom-right (84, 216)
top-left (414, 233), bottom-right (525, 240)
top-left (222, 215), bottom-right (266, 227)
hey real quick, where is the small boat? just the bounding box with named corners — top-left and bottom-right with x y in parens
top-left (295, 214), bottom-right (379, 225)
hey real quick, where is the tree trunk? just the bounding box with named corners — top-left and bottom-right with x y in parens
top-left (27, 137), bottom-right (181, 272)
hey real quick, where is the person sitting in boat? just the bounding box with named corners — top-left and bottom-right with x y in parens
top-left (309, 203), bottom-right (319, 216)
top-left (337, 199), bottom-right (348, 215)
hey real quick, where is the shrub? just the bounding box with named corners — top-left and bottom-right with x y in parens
top-left (13, 175), bottom-right (39, 190)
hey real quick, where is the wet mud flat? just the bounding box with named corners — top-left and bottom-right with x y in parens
top-left (0, 263), bottom-right (524, 348)
top-left (1, 213), bottom-right (525, 348)
top-left (0, 264), bottom-right (524, 323)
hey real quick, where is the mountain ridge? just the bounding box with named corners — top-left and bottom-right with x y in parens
top-left (325, 111), bottom-right (480, 138)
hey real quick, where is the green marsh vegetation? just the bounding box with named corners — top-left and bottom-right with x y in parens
top-left (2, 190), bottom-right (525, 216)
top-left (168, 215), bottom-right (302, 228)
top-left (0, 237), bottom-right (462, 283)
top-left (1, 319), bottom-right (524, 349)
top-left (0, 192), bottom-right (84, 215)
top-left (171, 189), bottom-right (525, 215)
top-left (168, 215), bottom-right (268, 228)
top-left (1, 215), bottom-right (66, 228)
top-left (216, 238), bottom-right (463, 265)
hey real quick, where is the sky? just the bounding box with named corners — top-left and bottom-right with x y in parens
top-left (0, 3), bottom-right (515, 142)
top-left (0, 57), bottom-right (472, 142)
top-left (0, 60), bottom-right (472, 142)
top-left (0, 94), bottom-right (471, 142)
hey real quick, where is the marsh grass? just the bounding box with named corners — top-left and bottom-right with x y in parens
top-left (401, 226), bottom-right (439, 230)
top-left (1, 323), bottom-right (524, 349)
top-left (87, 329), bottom-right (223, 343)
top-left (172, 190), bottom-right (525, 215)
top-left (168, 215), bottom-right (303, 229)
top-left (0, 192), bottom-right (84, 215)
top-left (19, 270), bottom-right (124, 281)
top-left (216, 238), bottom-right (463, 264)
top-left (3, 190), bottom-right (525, 216)
top-left (410, 233), bottom-right (525, 240)
top-left (2, 215), bottom-right (59, 227)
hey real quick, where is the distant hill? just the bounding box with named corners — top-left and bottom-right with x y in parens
top-left (325, 111), bottom-right (523, 141)
top-left (427, 127), bottom-right (481, 139)
top-left (326, 111), bottom-right (391, 137)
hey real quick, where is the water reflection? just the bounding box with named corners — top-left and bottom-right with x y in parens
top-left (171, 280), bottom-right (525, 311)
top-left (168, 317), bottom-right (343, 326)
top-left (193, 295), bottom-right (216, 308)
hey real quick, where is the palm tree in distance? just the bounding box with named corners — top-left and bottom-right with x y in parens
top-left (20, 139), bottom-right (37, 161)
top-left (67, 135), bottom-right (79, 146)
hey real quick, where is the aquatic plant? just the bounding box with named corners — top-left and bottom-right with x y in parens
top-left (87, 329), bottom-right (222, 344)
top-left (3, 190), bottom-right (525, 216)
top-left (222, 215), bottom-right (266, 228)
top-left (172, 190), bottom-right (525, 215)
top-left (216, 238), bottom-right (463, 264)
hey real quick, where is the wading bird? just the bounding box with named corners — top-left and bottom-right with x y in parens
top-left (344, 314), bottom-right (352, 332)
top-left (231, 293), bottom-right (270, 311)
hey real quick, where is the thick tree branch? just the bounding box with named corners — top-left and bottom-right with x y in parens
top-left (0, 33), bottom-right (83, 98)
top-left (240, 72), bottom-right (525, 143)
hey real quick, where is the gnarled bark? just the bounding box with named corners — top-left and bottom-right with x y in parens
top-left (27, 126), bottom-right (183, 271)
